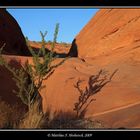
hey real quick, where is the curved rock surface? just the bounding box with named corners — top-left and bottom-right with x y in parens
top-left (0, 9), bottom-right (30, 55)
top-left (39, 9), bottom-right (140, 128)
top-left (1, 9), bottom-right (140, 128)
top-left (74, 9), bottom-right (140, 58)
top-left (28, 41), bottom-right (71, 58)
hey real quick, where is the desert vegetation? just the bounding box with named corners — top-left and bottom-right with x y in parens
top-left (0, 23), bottom-right (117, 129)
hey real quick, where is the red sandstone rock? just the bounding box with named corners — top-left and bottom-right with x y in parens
top-left (73, 9), bottom-right (140, 58)
top-left (39, 9), bottom-right (140, 128)
top-left (0, 9), bottom-right (30, 55)
top-left (28, 41), bottom-right (71, 55)
top-left (0, 55), bottom-right (31, 110)
top-left (1, 9), bottom-right (140, 128)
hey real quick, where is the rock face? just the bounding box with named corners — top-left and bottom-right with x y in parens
top-left (1, 9), bottom-right (140, 128)
top-left (0, 9), bottom-right (30, 55)
top-left (0, 55), bottom-right (31, 110)
top-left (67, 39), bottom-right (78, 57)
top-left (74, 9), bottom-right (140, 58)
top-left (39, 9), bottom-right (140, 128)
top-left (28, 41), bottom-right (71, 58)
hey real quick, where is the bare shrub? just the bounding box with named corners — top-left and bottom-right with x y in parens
top-left (0, 98), bottom-right (26, 128)
top-left (0, 23), bottom-right (69, 129)
top-left (40, 110), bottom-right (104, 129)
top-left (18, 100), bottom-right (44, 129)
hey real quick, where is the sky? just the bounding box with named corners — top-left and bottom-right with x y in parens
top-left (7, 9), bottom-right (98, 43)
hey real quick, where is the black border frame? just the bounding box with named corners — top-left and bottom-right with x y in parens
top-left (1, 0), bottom-right (140, 6)
top-left (0, 1), bottom-right (140, 139)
